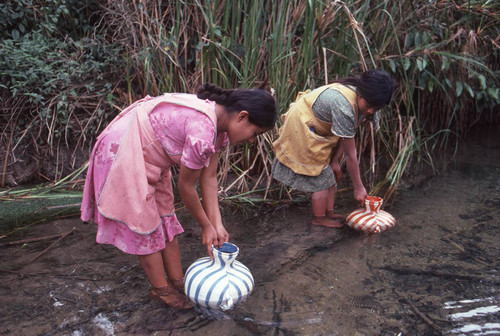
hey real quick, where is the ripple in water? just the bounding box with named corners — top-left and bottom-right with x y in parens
top-left (444, 296), bottom-right (500, 335)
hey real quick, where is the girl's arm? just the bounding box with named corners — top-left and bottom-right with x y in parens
top-left (199, 154), bottom-right (229, 246)
top-left (178, 164), bottom-right (218, 257)
top-left (340, 137), bottom-right (367, 203)
top-left (330, 140), bottom-right (344, 182)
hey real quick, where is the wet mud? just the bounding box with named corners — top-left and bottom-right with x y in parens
top-left (0, 125), bottom-right (498, 336)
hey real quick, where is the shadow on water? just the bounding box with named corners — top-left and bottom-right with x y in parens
top-left (0, 124), bottom-right (498, 335)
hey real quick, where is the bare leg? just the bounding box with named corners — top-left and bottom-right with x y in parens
top-left (161, 237), bottom-right (183, 280)
top-left (161, 237), bottom-right (185, 292)
top-left (326, 185), bottom-right (347, 220)
top-left (311, 190), bottom-right (343, 228)
top-left (138, 250), bottom-right (189, 309)
top-left (138, 251), bottom-right (168, 288)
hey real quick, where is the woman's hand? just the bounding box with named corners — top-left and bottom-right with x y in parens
top-left (214, 223), bottom-right (229, 247)
top-left (201, 224), bottom-right (218, 258)
top-left (331, 162), bottom-right (342, 182)
top-left (203, 223), bottom-right (229, 258)
top-left (354, 186), bottom-right (367, 204)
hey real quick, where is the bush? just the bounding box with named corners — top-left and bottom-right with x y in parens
top-left (0, 0), bottom-right (124, 185)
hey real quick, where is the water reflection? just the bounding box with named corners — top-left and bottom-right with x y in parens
top-left (444, 296), bottom-right (500, 335)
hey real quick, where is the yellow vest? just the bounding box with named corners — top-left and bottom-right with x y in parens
top-left (273, 83), bottom-right (358, 176)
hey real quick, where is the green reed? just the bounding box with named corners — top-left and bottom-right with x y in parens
top-left (2, 0), bottom-right (498, 204)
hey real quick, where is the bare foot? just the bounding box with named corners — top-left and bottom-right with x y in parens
top-left (150, 285), bottom-right (192, 310)
top-left (312, 216), bottom-right (344, 228)
top-left (326, 210), bottom-right (347, 220)
top-left (169, 278), bottom-right (185, 294)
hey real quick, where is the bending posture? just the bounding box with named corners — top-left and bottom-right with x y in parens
top-left (273, 70), bottom-right (396, 228)
top-left (81, 84), bottom-right (277, 309)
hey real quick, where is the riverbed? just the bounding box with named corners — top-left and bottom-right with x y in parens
top-left (0, 125), bottom-right (498, 335)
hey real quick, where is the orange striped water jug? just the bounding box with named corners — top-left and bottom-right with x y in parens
top-left (346, 196), bottom-right (395, 233)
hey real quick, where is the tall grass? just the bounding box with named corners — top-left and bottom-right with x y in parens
top-left (1, 0), bottom-right (498, 203)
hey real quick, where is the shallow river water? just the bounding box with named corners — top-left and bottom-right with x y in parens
top-left (0, 125), bottom-right (498, 335)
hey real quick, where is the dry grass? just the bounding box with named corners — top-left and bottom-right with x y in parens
top-left (1, 0), bottom-right (498, 203)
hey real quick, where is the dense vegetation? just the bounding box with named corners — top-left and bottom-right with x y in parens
top-left (1, 0), bottom-right (498, 201)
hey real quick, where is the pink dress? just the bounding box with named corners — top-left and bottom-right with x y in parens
top-left (80, 94), bottom-right (228, 255)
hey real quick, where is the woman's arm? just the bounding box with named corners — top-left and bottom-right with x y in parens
top-left (178, 164), bottom-right (218, 257)
top-left (199, 154), bottom-right (229, 246)
top-left (330, 140), bottom-right (344, 182)
top-left (340, 137), bottom-right (367, 202)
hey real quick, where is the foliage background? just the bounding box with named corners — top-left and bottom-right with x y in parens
top-left (1, 0), bottom-right (499, 201)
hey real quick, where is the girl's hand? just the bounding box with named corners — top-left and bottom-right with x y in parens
top-left (201, 225), bottom-right (218, 258)
top-left (331, 162), bottom-right (342, 182)
top-left (214, 224), bottom-right (229, 248)
top-left (354, 186), bottom-right (367, 204)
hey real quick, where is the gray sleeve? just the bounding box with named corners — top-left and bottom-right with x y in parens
top-left (312, 88), bottom-right (356, 138)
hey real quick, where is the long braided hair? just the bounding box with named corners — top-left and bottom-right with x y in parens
top-left (196, 83), bottom-right (277, 128)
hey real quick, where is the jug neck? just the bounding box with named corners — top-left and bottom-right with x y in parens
top-left (364, 196), bottom-right (383, 213)
top-left (212, 243), bottom-right (239, 269)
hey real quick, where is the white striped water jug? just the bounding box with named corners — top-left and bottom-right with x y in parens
top-left (184, 242), bottom-right (254, 310)
top-left (346, 196), bottom-right (396, 233)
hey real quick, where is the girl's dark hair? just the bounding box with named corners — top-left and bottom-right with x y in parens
top-left (196, 83), bottom-right (277, 128)
top-left (333, 69), bottom-right (396, 107)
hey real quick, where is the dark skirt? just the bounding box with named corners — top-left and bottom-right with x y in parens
top-left (272, 159), bottom-right (337, 193)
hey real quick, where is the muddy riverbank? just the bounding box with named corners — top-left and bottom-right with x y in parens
top-left (0, 125), bottom-right (498, 335)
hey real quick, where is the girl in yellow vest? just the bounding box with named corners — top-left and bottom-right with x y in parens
top-left (273, 70), bottom-right (396, 228)
top-left (81, 84), bottom-right (276, 309)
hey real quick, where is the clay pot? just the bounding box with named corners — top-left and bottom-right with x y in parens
top-left (346, 196), bottom-right (396, 233)
top-left (184, 242), bottom-right (254, 310)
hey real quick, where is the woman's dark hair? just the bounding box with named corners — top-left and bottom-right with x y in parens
top-left (333, 69), bottom-right (396, 107)
top-left (196, 83), bottom-right (277, 128)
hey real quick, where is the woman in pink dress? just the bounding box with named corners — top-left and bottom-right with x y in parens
top-left (80, 83), bottom-right (277, 309)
